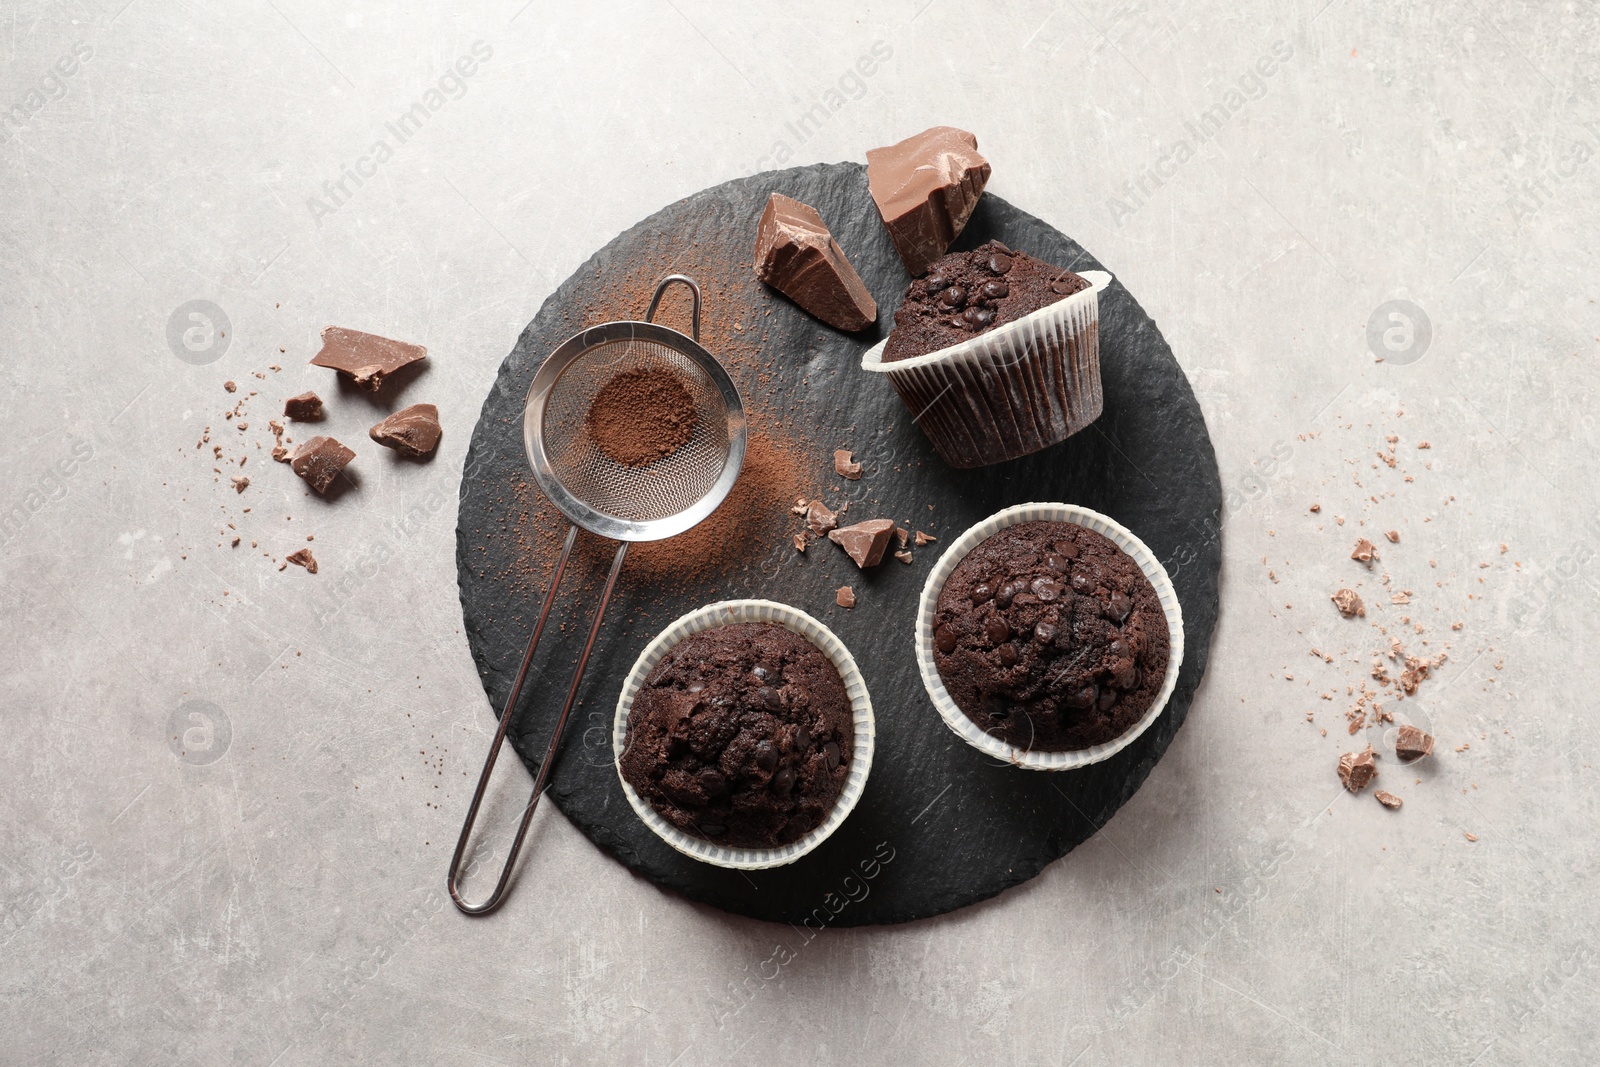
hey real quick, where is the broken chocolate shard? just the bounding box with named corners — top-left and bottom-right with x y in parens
top-left (1375, 790), bottom-right (1403, 810)
top-left (230, 476), bottom-right (249, 494)
top-left (1351, 537), bottom-right (1377, 564)
top-left (286, 547), bottom-right (318, 574)
top-left (833, 449), bottom-right (863, 480)
top-left (828, 518), bottom-right (896, 568)
top-left (914, 530), bottom-right (936, 547)
top-left (284, 392), bottom-right (324, 420)
top-left (835, 585), bottom-right (856, 609)
top-left (866, 126), bottom-right (991, 276)
top-left (310, 326), bottom-right (426, 391)
top-left (894, 550), bottom-right (913, 564)
top-left (1395, 724), bottom-right (1434, 762)
top-left (1338, 746), bottom-right (1377, 792)
top-left (290, 436), bottom-right (354, 494)
top-left (804, 499), bottom-right (838, 536)
top-left (1331, 588), bottom-right (1365, 617)
top-left (753, 193), bottom-right (877, 332)
top-left (792, 533), bottom-right (807, 553)
top-left (369, 403), bottom-right (442, 457)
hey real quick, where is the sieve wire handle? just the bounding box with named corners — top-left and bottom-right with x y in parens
top-left (448, 526), bottom-right (630, 915)
top-left (644, 274), bottom-right (701, 342)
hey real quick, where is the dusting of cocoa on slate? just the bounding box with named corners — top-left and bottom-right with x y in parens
top-left (490, 240), bottom-right (818, 598)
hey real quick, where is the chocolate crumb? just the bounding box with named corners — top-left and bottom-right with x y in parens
top-left (895, 526), bottom-right (909, 548)
top-left (1338, 746), bottom-right (1377, 792)
top-left (792, 533), bottom-right (807, 553)
top-left (835, 585), bottom-right (856, 609)
top-left (230, 476), bottom-right (249, 493)
top-left (1351, 538), bottom-right (1378, 564)
top-left (894, 550), bottom-right (913, 564)
top-left (1384, 529), bottom-right (1400, 543)
top-left (1309, 503), bottom-right (1321, 512)
top-left (914, 530), bottom-right (936, 546)
top-left (224, 380), bottom-right (237, 393)
top-left (1331, 589), bottom-right (1366, 617)
top-left (1463, 830), bottom-right (1477, 842)
top-left (833, 449), bottom-right (863, 480)
top-left (1375, 790), bottom-right (1403, 809)
top-left (286, 548), bottom-right (318, 574)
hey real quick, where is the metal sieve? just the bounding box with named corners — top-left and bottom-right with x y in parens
top-left (449, 275), bottom-right (747, 914)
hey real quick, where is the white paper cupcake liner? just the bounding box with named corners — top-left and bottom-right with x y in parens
top-left (861, 271), bottom-right (1112, 469)
top-left (915, 502), bottom-right (1184, 771)
top-left (613, 599), bottom-right (875, 870)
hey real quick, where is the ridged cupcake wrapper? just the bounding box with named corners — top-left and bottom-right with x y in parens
top-left (862, 271), bottom-right (1111, 469)
top-left (915, 502), bottom-right (1185, 771)
top-left (613, 599), bottom-right (876, 870)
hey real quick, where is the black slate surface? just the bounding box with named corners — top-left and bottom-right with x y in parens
top-left (455, 161), bottom-right (1221, 926)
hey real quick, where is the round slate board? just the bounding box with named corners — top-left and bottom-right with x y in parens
top-left (456, 162), bottom-right (1221, 926)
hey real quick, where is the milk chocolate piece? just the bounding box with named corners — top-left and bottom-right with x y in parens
top-left (828, 518), bottom-right (896, 568)
top-left (1338, 746), bottom-right (1377, 793)
top-left (310, 326), bottom-right (426, 391)
top-left (833, 449), bottom-right (863, 480)
top-left (1395, 724), bottom-right (1434, 762)
top-left (284, 392), bottom-right (323, 420)
top-left (804, 500), bottom-right (838, 536)
top-left (369, 403), bottom-right (442, 457)
top-left (753, 194), bottom-right (876, 331)
top-left (835, 585), bottom-right (856, 609)
top-left (1351, 538), bottom-right (1377, 564)
top-left (290, 436), bottom-right (354, 494)
top-left (866, 127), bottom-right (991, 276)
top-left (1375, 790), bottom-right (1403, 809)
top-left (286, 548), bottom-right (318, 574)
top-left (1331, 588), bottom-right (1365, 617)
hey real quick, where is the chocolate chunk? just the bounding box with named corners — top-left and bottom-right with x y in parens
top-left (283, 392), bottom-right (324, 420)
top-left (1375, 790), bottom-right (1403, 809)
top-left (1351, 538), bottom-right (1378, 564)
top-left (866, 126), bottom-right (991, 276)
top-left (894, 550), bottom-right (913, 564)
top-left (1395, 724), bottom-right (1434, 762)
top-left (753, 193), bottom-right (877, 332)
top-left (836, 585), bottom-right (856, 609)
top-left (369, 403), bottom-right (442, 457)
top-left (827, 519), bottom-right (896, 568)
top-left (833, 449), bottom-right (863, 480)
top-left (1331, 588), bottom-right (1366, 617)
top-left (223, 380), bottom-right (237, 393)
top-left (285, 548), bottom-right (318, 574)
top-left (1385, 529), bottom-right (1400, 543)
top-left (793, 533), bottom-right (807, 553)
top-left (289, 436), bottom-right (355, 494)
top-left (804, 499), bottom-right (838, 536)
top-left (230, 476), bottom-right (249, 493)
top-left (310, 326), bottom-right (426, 391)
top-left (914, 530), bottom-right (936, 547)
top-left (1337, 746), bottom-right (1377, 792)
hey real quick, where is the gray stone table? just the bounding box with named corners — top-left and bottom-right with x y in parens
top-left (1, 1), bottom-right (1595, 1063)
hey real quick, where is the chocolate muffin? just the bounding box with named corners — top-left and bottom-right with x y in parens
top-left (620, 622), bottom-right (853, 849)
top-left (932, 521), bottom-right (1169, 752)
top-left (881, 240), bottom-right (1090, 363)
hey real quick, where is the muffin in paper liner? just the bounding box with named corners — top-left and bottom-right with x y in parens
top-left (614, 599), bottom-right (875, 870)
top-left (915, 502), bottom-right (1184, 771)
top-left (861, 270), bottom-right (1112, 469)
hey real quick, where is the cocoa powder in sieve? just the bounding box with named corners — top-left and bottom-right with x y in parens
top-left (586, 367), bottom-right (698, 467)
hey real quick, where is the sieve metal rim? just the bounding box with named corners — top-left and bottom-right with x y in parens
top-left (522, 319), bottom-right (747, 543)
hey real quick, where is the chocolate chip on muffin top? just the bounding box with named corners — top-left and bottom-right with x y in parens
top-left (619, 622), bottom-right (853, 849)
top-left (881, 240), bottom-right (1090, 363)
top-left (932, 520), bottom-right (1169, 752)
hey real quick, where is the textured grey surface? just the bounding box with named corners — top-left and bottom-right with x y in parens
top-left (1, 1), bottom-right (1596, 1063)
